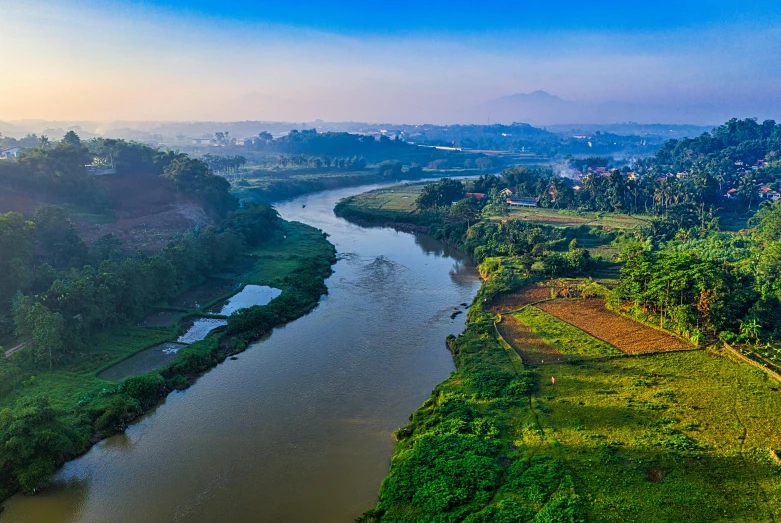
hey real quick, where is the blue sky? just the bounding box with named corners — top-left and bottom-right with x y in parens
top-left (143, 0), bottom-right (781, 33)
top-left (2, 0), bottom-right (780, 124)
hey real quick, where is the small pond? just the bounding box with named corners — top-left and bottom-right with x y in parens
top-left (98, 342), bottom-right (187, 382)
top-left (207, 285), bottom-right (282, 315)
top-left (177, 318), bottom-right (228, 344)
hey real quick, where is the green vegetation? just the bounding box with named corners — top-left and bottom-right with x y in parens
top-left (360, 266), bottom-right (781, 522)
top-left (0, 220), bottom-right (334, 500)
top-left (235, 170), bottom-right (395, 203)
top-left (514, 307), bottom-right (622, 359)
top-left (349, 121), bottom-right (781, 521)
top-left (0, 133), bottom-right (337, 500)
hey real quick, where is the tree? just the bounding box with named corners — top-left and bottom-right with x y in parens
top-left (416, 179), bottom-right (465, 209)
top-left (449, 198), bottom-right (480, 228)
top-left (0, 397), bottom-right (81, 493)
top-left (0, 213), bottom-right (36, 316)
top-left (92, 233), bottom-right (124, 262)
top-left (13, 296), bottom-right (65, 369)
top-left (32, 206), bottom-right (88, 269)
top-left (162, 157), bottom-right (236, 216)
top-left (61, 130), bottom-right (81, 146)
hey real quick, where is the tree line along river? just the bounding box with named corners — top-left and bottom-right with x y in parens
top-left (0, 182), bottom-right (482, 523)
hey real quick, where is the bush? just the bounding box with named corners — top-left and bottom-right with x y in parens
top-left (379, 433), bottom-right (503, 520)
top-left (94, 395), bottom-right (141, 431)
top-left (121, 373), bottom-right (165, 409)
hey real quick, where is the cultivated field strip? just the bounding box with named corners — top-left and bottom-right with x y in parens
top-left (537, 299), bottom-right (692, 354)
top-left (496, 314), bottom-right (567, 365)
top-left (489, 284), bottom-right (551, 313)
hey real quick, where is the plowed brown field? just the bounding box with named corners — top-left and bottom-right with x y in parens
top-left (536, 299), bottom-right (692, 354)
top-left (497, 315), bottom-right (567, 364)
top-left (490, 285), bottom-right (551, 313)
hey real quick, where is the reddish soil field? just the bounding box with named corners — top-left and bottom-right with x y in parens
top-left (536, 299), bottom-right (692, 354)
top-left (0, 175), bottom-right (212, 253)
top-left (0, 186), bottom-right (40, 215)
top-left (78, 175), bottom-right (212, 252)
top-left (497, 315), bottom-right (567, 365)
top-left (490, 285), bottom-right (551, 313)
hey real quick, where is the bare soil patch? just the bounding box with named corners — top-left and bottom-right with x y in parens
top-left (536, 299), bottom-right (692, 354)
top-left (490, 285), bottom-right (551, 313)
top-left (644, 467), bottom-right (666, 483)
top-left (497, 315), bottom-right (567, 365)
top-left (78, 175), bottom-right (212, 252)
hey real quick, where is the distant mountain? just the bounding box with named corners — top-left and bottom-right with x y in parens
top-left (479, 91), bottom-right (769, 126)
top-left (479, 91), bottom-right (578, 125)
top-left (479, 91), bottom-right (581, 125)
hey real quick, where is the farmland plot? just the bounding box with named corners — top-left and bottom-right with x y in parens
top-left (496, 314), bottom-right (567, 364)
top-left (537, 299), bottom-right (692, 354)
top-left (489, 284), bottom-right (551, 313)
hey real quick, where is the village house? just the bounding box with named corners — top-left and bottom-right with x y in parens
top-left (759, 186), bottom-right (781, 200)
top-left (464, 192), bottom-right (486, 200)
top-left (0, 147), bottom-right (20, 159)
top-left (507, 197), bottom-right (538, 207)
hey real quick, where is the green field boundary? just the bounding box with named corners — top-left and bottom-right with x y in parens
top-left (91, 325), bottom-right (179, 378)
top-left (723, 342), bottom-right (781, 384)
top-left (492, 314), bottom-right (526, 374)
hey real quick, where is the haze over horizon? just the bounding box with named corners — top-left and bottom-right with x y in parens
top-left (2, 0), bottom-right (781, 125)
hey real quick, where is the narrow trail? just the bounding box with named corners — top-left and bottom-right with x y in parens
top-left (4, 343), bottom-right (24, 358)
top-left (731, 385), bottom-right (776, 522)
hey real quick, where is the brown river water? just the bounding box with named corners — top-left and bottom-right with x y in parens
top-left (0, 182), bottom-right (481, 523)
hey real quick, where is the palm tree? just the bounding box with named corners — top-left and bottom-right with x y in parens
top-left (40, 135), bottom-right (50, 148)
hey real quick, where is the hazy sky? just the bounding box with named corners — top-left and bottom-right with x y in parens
top-left (2, 0), bottom-right (781, 124)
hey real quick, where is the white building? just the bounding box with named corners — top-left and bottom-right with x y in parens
top-left (0, 147), bottom-right (20, 159)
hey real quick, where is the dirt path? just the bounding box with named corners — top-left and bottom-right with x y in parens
top-left (4, 343), bottom-right (25, 358)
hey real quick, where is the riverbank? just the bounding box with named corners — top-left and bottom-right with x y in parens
top-left (234, 168), bottom-right (483, 204)
top-left (342, 184), bottom-right (781, 522)
top-left (0, 219), bottom-right (336, 502)
top-left (360, 267), bottom-right (781, 522)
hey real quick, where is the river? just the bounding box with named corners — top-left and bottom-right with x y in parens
top-left (0, 183), bottom-right (482, 523)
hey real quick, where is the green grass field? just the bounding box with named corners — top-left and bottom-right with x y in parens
top-left (340, 182), bottom-right (426, 213)
top-left (368, 274), bottom-right (781, 522)
top-left (500, 207), bottom-right (652, 230)
top-left (527, 348), bottom-right (781, 522)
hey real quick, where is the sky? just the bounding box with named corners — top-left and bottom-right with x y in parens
top-left (1, 0), bottom-right (781, 125)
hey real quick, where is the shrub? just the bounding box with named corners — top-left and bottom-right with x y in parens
top-left (121, 373), bottom-right (166, 409)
